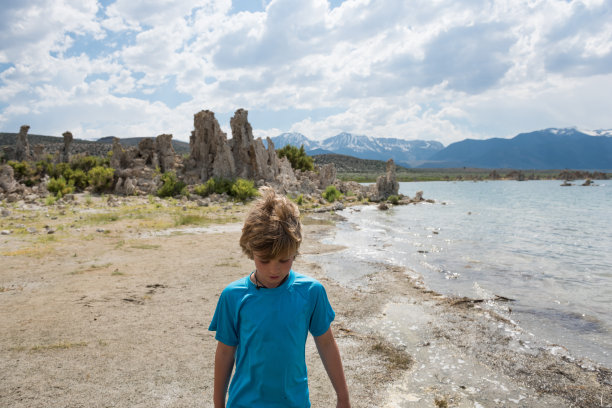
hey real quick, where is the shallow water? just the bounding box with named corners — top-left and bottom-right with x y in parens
top-left (324, 180), bottom-right (612, 368)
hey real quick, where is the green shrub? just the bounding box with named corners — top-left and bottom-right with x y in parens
top-left (323, 185), bottom-right (342, 202)
top-left (70, 155), bottom-right (105, 172)
top-left (387, 195), bottom-right (400, 205)
top-left (48, 162), bottom-right (70, 179)
top-left (230, 178), bottom-right (258, 202)
top-left (193, 183), bottom-right (209, 197)
top-left (211, 177), bottom-right (233, 194)
top-left (45, 195), bottom-right (57, 206)
top-left (194, 177), bottom-right (234, 197)
top-left (157, 171), bottom-right (186, 198)
top-left (296, 194), bottom-right (304, 205)
top-left (71, 169), bottom-right (88, 190)
top-left (88, 166), bottom-right (115, 192)
top-left (35, 158), bottom-right (54, 176)
top-left (47, 176), bottom-right (74, 198)
top-left (276, 144), bottom-right (314, 172)
top-left (7, 160), bottom-right (34, 180)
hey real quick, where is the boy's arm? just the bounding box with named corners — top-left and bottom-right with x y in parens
top-left (314, 328), bottom-right (351, 408)
top-left (213, 341), bottom-right (236, 408)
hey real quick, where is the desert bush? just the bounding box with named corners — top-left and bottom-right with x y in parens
top-left (276, 144), bottom-right (314, 172)
top-left (48, 162), bottom-right (71, 179)
top-left (35, 157), bottom-right (54, 176)
top-left (7, 160), bottom-right (34, 180)
top-left (230, 178), bottom-right (258, 202)
top-left (157, 171), bottom-right (186, 198)
top-left (88, 166), bottom-right (115, 192)
top-left (387, 195), bottom-right (400, 205)
top-left (323, 185), bottom-right (342, 202)
top-left (71, 155), bottom-right (106, 172)
top-left (194, 177), bottom-right (258, 201)
top-left (71, 169), bottom-right (89, 190)
top-left (193, 183), bottom-right (208, 197)
top-left (194, 177), bottom-right (232, 197)
top-left (47, 176), bottom-right (74, 198)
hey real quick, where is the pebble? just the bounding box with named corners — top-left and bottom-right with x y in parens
top-left (27, 227), bottom-right (37, 234)
top-left (1, 230), bottom-right (12, 235)
top-left (1, 208), bottom-right (10, 217)
top-left (96, 228), bottom-right (106, 233)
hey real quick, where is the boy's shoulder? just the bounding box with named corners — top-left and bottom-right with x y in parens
top-left (220, 275), bottom-right (250, 296)
top-left (292, 271), bottom-right (322, 286)
top-left (290, 271), bottom-right (326, 294)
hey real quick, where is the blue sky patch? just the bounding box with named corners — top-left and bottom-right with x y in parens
top-left (65, 31), bottom-right (137, 59)
top-left (124, 76), bottom-right (191, 108)
top-left (230, 0), bottom-right (266, 14)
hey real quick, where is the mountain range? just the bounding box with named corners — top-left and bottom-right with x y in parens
top-left (267, 132), bottom-right (444, 167)
top-left (422, 128), bottom-right (612, 170)
top-left (3, 127), bottom-right (611, 170)
top-left (268, 128), bottom-right (612, 170)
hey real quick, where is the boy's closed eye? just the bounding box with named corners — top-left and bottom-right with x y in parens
top-left (259, 258), bottom-right (290, 264)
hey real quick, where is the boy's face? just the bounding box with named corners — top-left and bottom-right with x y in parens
top-left (253, 251), bottom-right (296, 288)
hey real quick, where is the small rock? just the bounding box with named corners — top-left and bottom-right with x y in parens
top-left (27, 227), bottom-right (37, 234)
top-left (1, 230), bottom-right (12, 235)
top-left (96, 228), bottom-right (106, 233)
top-left (378, 202), bottom-right (389, 210)
top-left (46, 228), bottom-right (56, 234)
top-left (1, 208), bottom-right (10, 217)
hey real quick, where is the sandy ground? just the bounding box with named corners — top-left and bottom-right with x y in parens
top-left (1, 195), bottom-right (611, 407)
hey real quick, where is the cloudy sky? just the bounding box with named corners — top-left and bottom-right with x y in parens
top-left (1, 0), bottom-right (611, 146)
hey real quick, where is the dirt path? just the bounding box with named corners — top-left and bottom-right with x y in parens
top-left (1, 196), bottom-right (610, 407)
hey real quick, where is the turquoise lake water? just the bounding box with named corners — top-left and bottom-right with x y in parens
top-left (326, 180), bottom-right (612, 368)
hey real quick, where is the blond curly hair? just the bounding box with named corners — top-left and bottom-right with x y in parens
top-left (239, 187), bottom-right (302, 260)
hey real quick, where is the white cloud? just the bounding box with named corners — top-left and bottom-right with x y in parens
top-left (1, 0), bottom-right (611, 146)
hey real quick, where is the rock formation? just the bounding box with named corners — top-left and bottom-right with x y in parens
top-left (0, 109), bottom-right (346, 200)
top-left (185, 110), bottom-right (235, 183)
top-left (15, 125), bottom-right (31, 161)
top-left (371, 159), bottom-right (399, 201)
top-left (229, 108), bottom-right (278, 181)
top-left (110, 138), bottom-right (122, 169)
top-left (61, 132), bottom-right (73, 163)
top-left (156, 134), bottom-right (177, 173)
top-left (111, 134), bottom-right (179, 195)
top-left (317, 163), bottom-right (336, 189)
top-left (184, 108), bottom-right (297, 189)
top-left (0, 164), bottom-right (17, 194)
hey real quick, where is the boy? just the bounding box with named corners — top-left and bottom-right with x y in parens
top-left (209, 188), bottom-right (351, 408)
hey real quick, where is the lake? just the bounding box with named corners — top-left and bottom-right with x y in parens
top-left (322, 180), bottom-right (612, 368)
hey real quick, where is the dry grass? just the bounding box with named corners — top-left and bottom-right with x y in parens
top-left (371, 341), bottom-right (413, 370)
top-left (11, 341), bottom-right (88, 352)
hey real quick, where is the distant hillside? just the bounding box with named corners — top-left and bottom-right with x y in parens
top-left (0, 133), bottom-right (191, 155)
top-left (421, 128), bottom-right (612, 170)
top-left (96, 136), bottom-right (190, 154)
top-left (1, 132), bottom-right (101, 147)
top-left (269, 132), bottom-right (444, 167)
top-left (314, 153), bottom-right (411, 174)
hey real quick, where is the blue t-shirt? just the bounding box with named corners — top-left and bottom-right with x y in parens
top-left (209, 269), bottom-right (335, 408)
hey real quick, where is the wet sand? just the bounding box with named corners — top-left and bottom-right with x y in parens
top-left (1, 196), bottom-right (610, 407)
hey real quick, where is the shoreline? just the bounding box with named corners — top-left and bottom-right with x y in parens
top-left (302, 210), bottom-right (612, 407)
top-left (1, 197), bottom-right (611, 407)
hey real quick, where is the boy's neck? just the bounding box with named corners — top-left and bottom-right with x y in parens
top-left (250, 271), bottom-right (289, 289)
